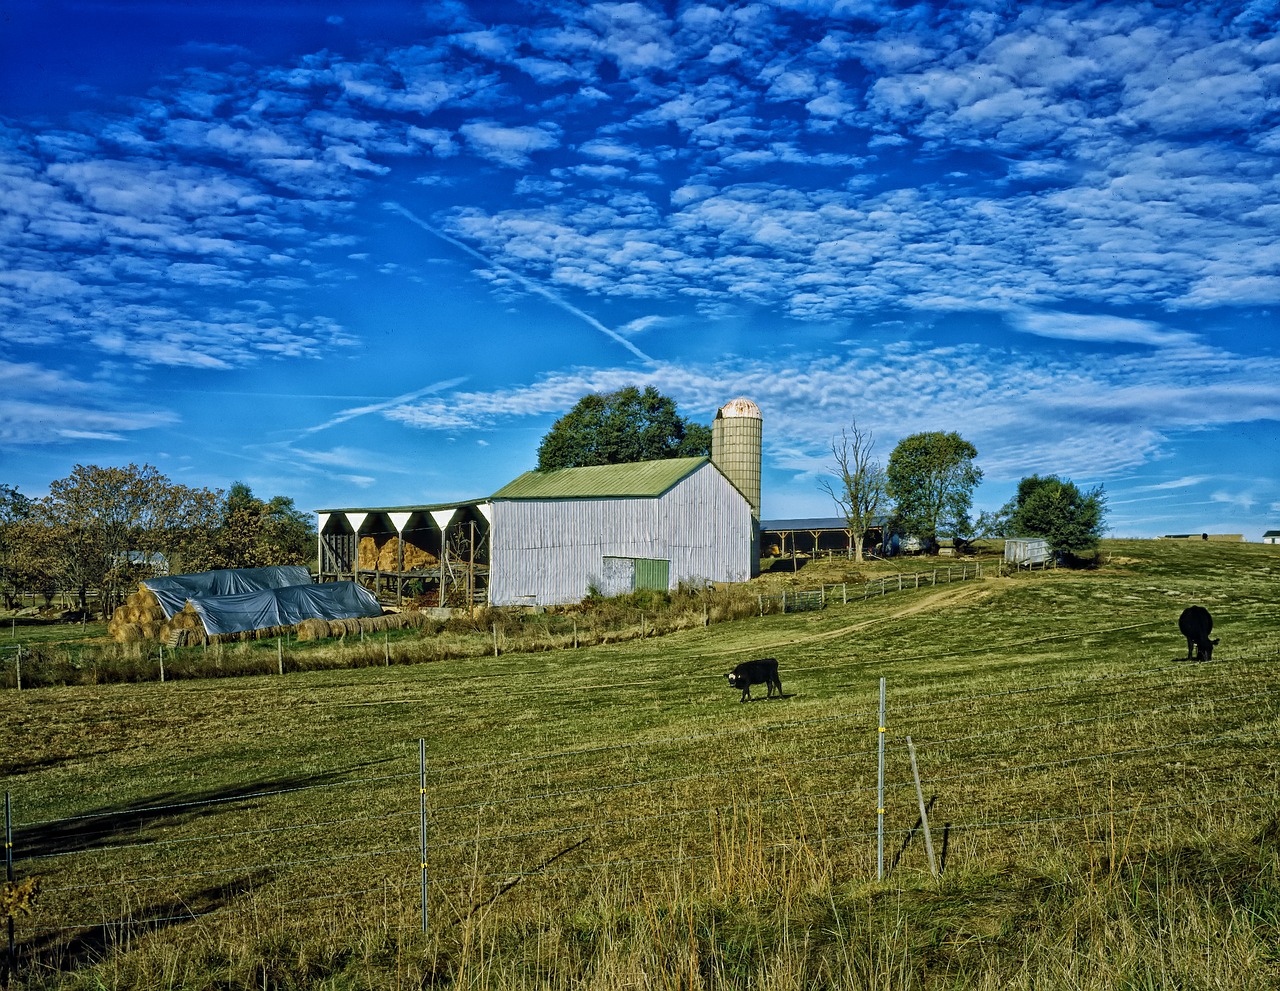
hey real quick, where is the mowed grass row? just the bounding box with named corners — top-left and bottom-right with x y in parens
top-left (3, 538), bottom-right (1279, 989)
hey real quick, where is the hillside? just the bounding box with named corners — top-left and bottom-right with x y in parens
top-left (2, 538), bottom-right (1278, 989)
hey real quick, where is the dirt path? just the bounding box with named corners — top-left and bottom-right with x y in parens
top-left (723, 579), bottom-right (998, 657)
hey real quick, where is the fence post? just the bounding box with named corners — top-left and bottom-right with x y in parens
top-left (877, 678), bottom-right (886, 882)
top-left (492, 623), bottom-right (499, 657)
top-left (5, 791), bottom-right (14, 984)
top-left (277, 638), bottom-right (284, 676)
top-left (419, 739), bottom-right (429, 935)
top-left (13, 647), bottom-right (19, 692)
top-left (906, 737), bottom-right (938, 877)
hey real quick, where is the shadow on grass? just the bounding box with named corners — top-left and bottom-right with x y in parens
top-left (13, 768), bottom-right (360, 861)
top-left (16, 870), bottom-right (274, 979)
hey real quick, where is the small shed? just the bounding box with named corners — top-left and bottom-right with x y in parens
top-left (1005, 537), bottom-right (1051, 567)
top-left (1263, 530), bottom-right (1280, 545)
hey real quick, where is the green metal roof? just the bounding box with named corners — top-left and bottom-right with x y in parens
top-left (491, 457), bottom-right (709, 500)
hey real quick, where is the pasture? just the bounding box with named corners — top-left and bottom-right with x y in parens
top-left (2, 538), bottom-right (1279, 989)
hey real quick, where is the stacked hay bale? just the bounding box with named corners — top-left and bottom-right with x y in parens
top-left (359, 535), bottom-right (439, 572)
top-left (375, 537), bottom-right (438, 572)
top-left (108, 586), bottom-right (168, 643)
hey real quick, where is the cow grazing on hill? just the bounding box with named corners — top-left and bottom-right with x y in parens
top-left (1178, 606), bottom-right (1219, 662)
top-left (726, 658), bottom-right (782, 702)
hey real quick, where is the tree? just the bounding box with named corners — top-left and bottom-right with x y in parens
top-left (1007, 474), bottom-right (1108, 562)
top-left (39, 463), bottom-right (172, 616)
top-left (885, 431), bottom-right (983, 550)
top-left (210, 483), bottom-right (314, 569)
top-left (0, 484), bottom-right (34, 608)
top-left (536, 386), bottom-right (712, 471)
top-left (818, 420), bottom-right (887, 563)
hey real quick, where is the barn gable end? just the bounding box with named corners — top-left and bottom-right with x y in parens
top-left (487, 457), bottom-right (752, 607)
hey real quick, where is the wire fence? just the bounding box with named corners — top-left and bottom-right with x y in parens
top-left (5, 649), bottom-right (1280, 980)
top-left (755, 563), bottom-right (986, 614)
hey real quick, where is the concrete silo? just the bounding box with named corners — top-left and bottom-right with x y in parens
top-left (712, 398), bottom-right (763, 575)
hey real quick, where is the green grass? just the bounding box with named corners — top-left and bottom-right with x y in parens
top-left (3, 538), bottom-right (1280, 989)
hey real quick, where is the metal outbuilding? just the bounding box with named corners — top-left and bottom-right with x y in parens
top-left (318, 456), bottom-right (755, 608)
top-left (317, 397), bottom-right (763, 609)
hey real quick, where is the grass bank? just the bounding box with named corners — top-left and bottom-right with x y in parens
top-left (2, 538), bottom-right (1278, 989)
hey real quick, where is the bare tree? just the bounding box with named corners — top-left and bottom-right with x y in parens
top-left (819, 421), bottom-right (888, 563)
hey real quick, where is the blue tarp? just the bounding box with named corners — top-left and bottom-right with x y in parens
top-left (188, 582), bottom-right (382, 636)
top-left (143, 566), bottom-right (312, 618)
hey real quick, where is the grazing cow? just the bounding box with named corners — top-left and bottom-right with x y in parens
top-left (1178, 606), bottom-right (1219, 662)
top-left (726, 658), bottom-right (782, 702)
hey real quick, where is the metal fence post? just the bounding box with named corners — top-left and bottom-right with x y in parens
top-left (419, 739), bottom-right (429, 935)
top-left (877, 679), bottom-right (886, 882)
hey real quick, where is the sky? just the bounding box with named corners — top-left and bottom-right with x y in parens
top-left (1, 0), bottom-right (1278, 539)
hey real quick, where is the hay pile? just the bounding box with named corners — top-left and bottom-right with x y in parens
top-left (358, 536), bottom-right (438, 572)
top-left (294, 610), bottom-right (433, 641)
top-left (108, 586), bottom-right (168, 643)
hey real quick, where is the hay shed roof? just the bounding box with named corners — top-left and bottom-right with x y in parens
top-left (492, 457), bottom-right (709, 501)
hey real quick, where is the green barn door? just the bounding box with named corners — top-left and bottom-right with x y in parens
top-left (633, 558), bottom-right (670, 592)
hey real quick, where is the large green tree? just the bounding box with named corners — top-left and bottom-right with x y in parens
top-left (885, 431), bottom-right (982, 550)
top-left (536, 386), bottom-right (712, 471)
top-left (1007, 474), bottom-right (1108, 562)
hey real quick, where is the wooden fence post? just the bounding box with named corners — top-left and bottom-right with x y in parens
top-left (907, 736), bottom-right (938, 877)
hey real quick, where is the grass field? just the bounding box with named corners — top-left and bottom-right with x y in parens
top-left (2, 539), bottom-right (1279, 989)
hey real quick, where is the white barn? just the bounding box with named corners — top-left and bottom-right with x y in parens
top-left (486, 457), bottom-right (753, 606)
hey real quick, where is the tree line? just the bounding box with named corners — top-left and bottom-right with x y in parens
top-left (821, 421), bottom-right (1106, 564)
top-left (0, 466), bottom-right (312, 617)
top-left (544, 388), bottom-right (1108, 565)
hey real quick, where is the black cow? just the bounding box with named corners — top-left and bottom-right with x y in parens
top-left (1178, 606), bottom-right (1219, 662)
top-left (726, 658), bottom-right (782, 702)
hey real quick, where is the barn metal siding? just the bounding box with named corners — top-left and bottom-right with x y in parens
top-left (488, 463), bottom-right (752, 607)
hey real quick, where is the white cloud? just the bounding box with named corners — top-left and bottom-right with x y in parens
top-left (1008, 311), bottom-right (1198, 348)
top-left (459, 121), bottom-right (562, 167)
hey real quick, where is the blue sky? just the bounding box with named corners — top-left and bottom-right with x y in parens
top-left (2, 0), bottom-right (1278, 539)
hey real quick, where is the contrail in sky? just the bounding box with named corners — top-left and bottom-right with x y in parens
top-left (383, 201), bottom-right (655, 363)
top-left (301, 378), bottom-right (467, 435)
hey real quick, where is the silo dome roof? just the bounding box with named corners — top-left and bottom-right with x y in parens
top-left (718, 397), bottom-right (761, 418)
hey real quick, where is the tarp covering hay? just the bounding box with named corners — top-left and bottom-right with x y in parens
top-left (110, 566), bottom-right (384, 642)
top-left (188, 582), bottom-right (382, 636)
top-left (358, 536), bottom-right (437, 572)
top-left (143, 566), bottom-right (312, 618)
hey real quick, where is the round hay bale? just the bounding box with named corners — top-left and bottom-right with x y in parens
top-left (142, 621), bottom-right (164, 640)
top-left (295, 618), bottom-right (329, 641)
top-left (114, 623), bottom-right (145, 643)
